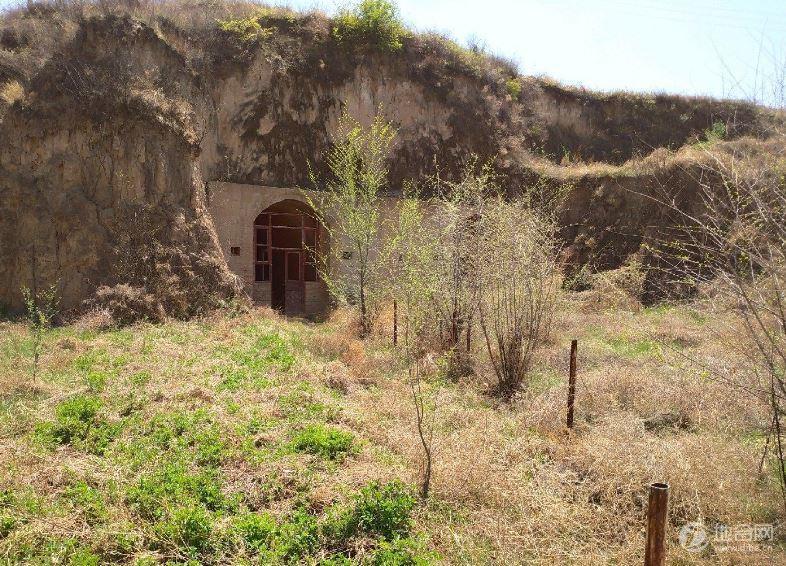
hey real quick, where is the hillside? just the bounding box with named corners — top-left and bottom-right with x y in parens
top-left (0, 0), bottom-right (783, 314)
top-left (0, 299), bottom-right (782, 564)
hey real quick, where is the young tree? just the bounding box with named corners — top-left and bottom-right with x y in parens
top-left (306, 111), bottom-right (396, 336)
top-left (21, 249), bottom-right (58, 381)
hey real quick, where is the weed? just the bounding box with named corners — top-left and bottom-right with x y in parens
top-left (505, 77), bottom-right (522, 99)
top-left (291, 424), bottom-right (355, 461)
top-left (351, 481), bottom-right (415, 540)
top-left (126, 462), bottom-right (232, 521)
top-left (218, 14), bottom-right (273, 42)
top-left (34, 395), bottom-right (120, 454)
top-left (370, 536), bottom-right (437, 565)
top-left (63, 481), bottom-right (107, 524)
top-left (217, 331), bottom-right (293, 390)
top-left (233, 511), bottom-right (277, 550)
top-left (152, 504), bottom-right (214, 558)
top-left (333, 0), bottom-right (406, 52)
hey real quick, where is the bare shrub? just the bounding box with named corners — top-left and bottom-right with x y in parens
top-left (477, 197), bottom-right (561, 397)
top-left (659, 139), bottom-right (786, 508)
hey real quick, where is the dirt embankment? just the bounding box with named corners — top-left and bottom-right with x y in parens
top-left (0, 3), bottom-right (781, 314)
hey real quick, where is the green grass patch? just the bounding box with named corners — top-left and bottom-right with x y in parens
top-left (291, 424), bottom-right (355, 461)
top-left (34, 395), bottom-right (121, 455)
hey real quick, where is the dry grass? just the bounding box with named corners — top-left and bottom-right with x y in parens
top-left (0, 296), bottom-right (782, 563)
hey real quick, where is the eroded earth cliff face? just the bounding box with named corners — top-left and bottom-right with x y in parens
top-left (0, 5), bottom-right (781, 314)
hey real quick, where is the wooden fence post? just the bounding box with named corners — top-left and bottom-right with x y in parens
top-left (393, 299), bottom-right (398, 346)
top-left (567, 339), bottom-right (577, 429)
top-left (645, 482), bottom-right (669, 566)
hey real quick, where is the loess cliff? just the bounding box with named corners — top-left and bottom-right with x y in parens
top-left (0, 1), bottom-right (782, 315)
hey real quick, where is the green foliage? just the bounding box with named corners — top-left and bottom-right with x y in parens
top-left (305, 111), bottom-right (397, 336)
top-left (505, 77), bottom-right (522, 99)
top-left (0, 514), bottom-right (17, 538)
top-left (333, 0), bottom-right (406, 52)
top-left (34, 395), bottom-right (120, 455)
top-left (126, 462), bottom-right (232, 521)
top-left (275, 509), bottom-right (320, 560)
top-left (606, 335), bottom-right (662, 358)
top-left (370, 536), bottom-right (437, 565)
top-left (233, 512), bottom-right (277, 550)
top-left (152, 505), bottom-right (214, 558)
top-left (351, 481), bottom-right (414, 540)
top-left (217, 330), bottom-right (294, 391)
top-left (63, 481), bottom-right (107, 524)
top-left (135, 410), bottom-right (227, 467)
top-left (217, 14), bottom-right (273, 42)
top-left (704, 120), bottom-right (727, 143)
top-left (291, 424), bottom-right (355, 460)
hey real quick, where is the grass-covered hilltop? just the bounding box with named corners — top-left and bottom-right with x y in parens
top-left (1, 0), bottom-right (786, 565)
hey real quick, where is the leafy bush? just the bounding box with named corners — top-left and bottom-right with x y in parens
top-left (217, 14), bottom-right (273, 42)
top-left (34, 395), bottom-right (120, 455)
top-left (332, 0), bottom-right (406, 52)
top-left (505, 78), bottom-right (522, 99)
top-left (291, 424), bottom-right (355, 460)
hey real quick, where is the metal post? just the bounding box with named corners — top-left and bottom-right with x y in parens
top-left (393, 299), bottom-right (398, 346)
top-left (645, 482), bottom-right (669, 566)
top-left (567, 339), bottom-right (577, 429)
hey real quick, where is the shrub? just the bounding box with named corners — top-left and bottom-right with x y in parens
top-left (505, 77), bottom-right (522, 99)
top-left (291, 424), bottom-right (355, 460)
top-left (217, 15), bottom-right (272, 42)
top-left (332, 0), bottom-right (406, 52)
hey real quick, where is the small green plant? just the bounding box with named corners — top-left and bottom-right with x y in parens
top-left (274, 509), bottom-right (320, 560)
top-left (63, 481), bottom-right (107, 525)
top-left (126, 462), bottom-right (231, 521)
top-left (505, 77), bottom-right (522, 99)
top-left (370, 536), bottom-right (437, 565)
top-left (233, 512), bottom-right (277, 550)
top-left (152, 504), bottom-right (214, 558)
top-left (217, 14), bottom-right (273, 42)
top-left (351, 481), bottom-right (415, 540)
top-left (21, 282), bottom-right (58, 381)
top-left (704, 120), bottom-right (727, 143)
top-left (35, 395), bottom-right (120, 455)
top-left (291, 424), bottom-right (355, 460)
top-left (333, 0), bottom-right (406, 52)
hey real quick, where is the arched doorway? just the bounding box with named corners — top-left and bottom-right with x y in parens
top-left (253, 200), bottom-right (321, 313)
